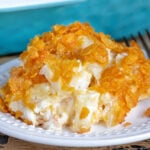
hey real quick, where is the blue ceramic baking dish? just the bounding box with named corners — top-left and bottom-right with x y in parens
top-left (0, 0), bottom-right (150, 55)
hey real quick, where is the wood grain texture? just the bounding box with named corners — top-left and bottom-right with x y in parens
top-left (0, 137), bottom-right (150, 150)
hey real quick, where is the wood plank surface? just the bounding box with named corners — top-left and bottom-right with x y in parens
top-left (0, 137), bottom-right (149, 150)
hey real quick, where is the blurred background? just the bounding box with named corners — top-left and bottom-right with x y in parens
top-left (0, 0), bottom-right (150, 55)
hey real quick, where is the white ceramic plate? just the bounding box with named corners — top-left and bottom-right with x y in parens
top-left (0, 0), bottom-right (84, 12)
top-left (0, 59), bottom-right (150, 147)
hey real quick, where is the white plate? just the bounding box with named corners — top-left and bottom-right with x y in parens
top-left (0, 59), bottom-right (150, 147)
top-left (0, 0), bottom-right (84, 12)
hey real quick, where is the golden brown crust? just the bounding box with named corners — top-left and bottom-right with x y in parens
top-left (1, 22), bottom-right (150, 132)
top-left (143, 107), bottom-right (150, 117)
top-left (0, 96), bottom-right (8, 113)
top-left (123, 122), bottom-right (132, 127)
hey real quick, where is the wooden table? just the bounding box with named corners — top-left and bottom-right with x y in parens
top-left (0, 55), bottom-right (150, 150)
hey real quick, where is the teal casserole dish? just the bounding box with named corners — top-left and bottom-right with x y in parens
top-left (0, 0), bottom-right (150, 55)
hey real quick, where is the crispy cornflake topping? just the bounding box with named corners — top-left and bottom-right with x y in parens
top-left (143, 107), bottom-right (150, 117)
top-left (123, 122), bottom-right (132, 127)
top-left (0, 22), bottom-right (150, 133)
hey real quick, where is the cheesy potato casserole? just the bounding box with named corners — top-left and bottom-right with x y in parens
top-left (0, 22), bottom-right (150, 133)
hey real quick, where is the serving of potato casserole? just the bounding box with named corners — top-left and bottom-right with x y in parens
top-left (0, 22), bottom-right (150, 133)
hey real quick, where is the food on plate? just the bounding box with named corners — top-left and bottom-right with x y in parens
top-left (0, 22), bottom-right (150, 133)
top-left (143, 107), bottom-right (150, 117)
top-left (123, 122), bottom-right (132, 127)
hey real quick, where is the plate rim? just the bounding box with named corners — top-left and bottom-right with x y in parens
top-left (0, 115), bottom-right (150, 147)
